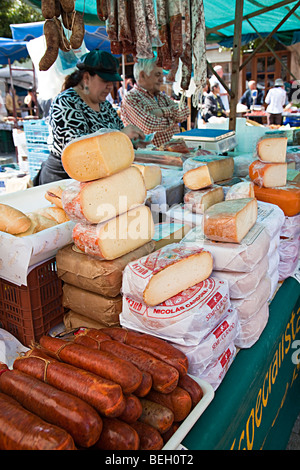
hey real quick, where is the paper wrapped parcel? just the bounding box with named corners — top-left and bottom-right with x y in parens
top-left (0, 181), bottom-right (75, 286)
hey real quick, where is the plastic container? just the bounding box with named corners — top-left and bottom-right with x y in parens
top-left (0, 258), bottom-right (65, 347)
top-left (23, 120), bottom-right (50, 179)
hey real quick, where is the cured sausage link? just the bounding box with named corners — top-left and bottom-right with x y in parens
top-left (39, 335), bottom-right (143, 395)
top-left (0, 368), bottom-right (102, 448)
top-left (102, 327), bottom-right (189, 376)
top-left (93, 417), bottom-right (140, 450)
top-left (13, 349), bottom-right (126, 418)
top-left (0, 392), bottom-right (76, 450)
top-left (74, 329), bottom-right (179, 394)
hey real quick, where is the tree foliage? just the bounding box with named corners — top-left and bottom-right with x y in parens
top-left (0, 0), bottom-right (43, 38)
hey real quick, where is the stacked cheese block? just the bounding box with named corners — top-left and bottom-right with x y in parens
top-left (56, 130), bottom-right (156, 329)
top-left (120, 243), bottom-right (240, 391)
top-left (278, 212), bottom-right (300, 281)
top-left (249, 136), bottom-right (300, 281)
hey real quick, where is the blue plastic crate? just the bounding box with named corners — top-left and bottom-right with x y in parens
top-left (283, 115), bottom-right (300, 127)
top-left (27, 151), bottom-right (50, 180)
top-left (23, 119), bottom-right (50, 145)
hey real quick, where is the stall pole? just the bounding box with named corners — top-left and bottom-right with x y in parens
top-left (229, 0), bottom-right (244, 131)
top-left (8, 59), bottom-right (18, 129)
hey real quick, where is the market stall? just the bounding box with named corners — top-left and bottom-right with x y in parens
top-left (0, 0), bottom-right (299, 453)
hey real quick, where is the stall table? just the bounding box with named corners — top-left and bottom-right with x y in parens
top-left (181, 275), bottom-right (300, 450)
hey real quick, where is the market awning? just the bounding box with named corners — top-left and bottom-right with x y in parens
top-left (0, 38), bottom-right (29, 65)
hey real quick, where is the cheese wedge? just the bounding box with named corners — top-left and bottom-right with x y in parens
top-left (183, 156), bottom-right (234, 182)
top-left (62, 166), bottom-right (146, 224)
top-left (61, 130), bottom-right (134, 182)
top-left (153, 222), bottom-right (191, 249)
top-left (253, 181), bottom-right (300, 217)
top-left (184, 185), bottom-right (224, 213)
top-left (256, 137), bottom-right (287, 163)
top-left (132, 164), bottom-right (162, 190)
top-left (203, 198), bottom-right (258, 243)
top-left (225, 182), bottom-right (255, 200)
top-left (183, 163), bottom-right (213, 190)
top-left (72, 205), bottom-right (155, 260)
top-left (249, 160), bottom-right (287, 188)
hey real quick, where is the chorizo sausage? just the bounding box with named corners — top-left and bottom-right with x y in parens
top-left (146, 387), bottom-right (192, 422)
top-left (178, 374), bottom-right (203, 408)
top-left (59, 0), bottom-right (74, 13)
top-left (131, 421), bottom-right (164, 450)
top-left (139, 398), bottom-right (174, 434)
top-left (39, 19), bottom-right (59, 71)
top-left (162, 422), bottom-right (180, 443)
top-left (74, 330), bottom-right (178, 394)
top-left (39, 335), bottom-right (143, 394)
top-left (102, 327), bottom-right (189, 377)
top-left (41, 0), bottom-right (56, 19)
top-left (0, 392), bottom-right (76, 450)
top-left (93, 418), bottom-right (139, 450)
top-left (13, 349), bottom-right (126, 418)
top-left (133, 371), bottom-right (153, 397)
top-left (70, 12), bottom-right (85, 50)
top-left (118, 394), bottom-right (142, 424)
top-left (0, 368), bottom-right (102, 448)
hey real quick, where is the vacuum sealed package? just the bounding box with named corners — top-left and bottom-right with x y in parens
top-left (235, 302), bottom-right (269, 349)
top-left (198, 343), bottom-right (236, 391)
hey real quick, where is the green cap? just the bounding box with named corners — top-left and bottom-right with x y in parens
top-left (77, 50), bottom-right (122, 82)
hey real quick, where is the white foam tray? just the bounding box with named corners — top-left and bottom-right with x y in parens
top-left (162, 376), bottom-right (214, 450)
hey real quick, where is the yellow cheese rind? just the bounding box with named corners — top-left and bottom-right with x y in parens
top-left (61, 131), bottom-right (134, 182)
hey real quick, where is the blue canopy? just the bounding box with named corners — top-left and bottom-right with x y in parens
top-left (10, 21), bottom-right (114, 54)
top-left (0, 38), bottom-right (29, 65)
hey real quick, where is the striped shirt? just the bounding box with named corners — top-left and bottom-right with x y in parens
top-left (121, 84), bottom-right (190, 147)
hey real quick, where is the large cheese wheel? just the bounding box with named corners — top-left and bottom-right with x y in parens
top-left (253, 182), bottom-right (300, 217)
top-left (61, 130), bottom-right (134, 182)
top-left (203, 198), bottom-right (258, 243)
top-left (184, 185), bottom-right (224, 213)
top-left (183, 164), bottom-right (213, 190)
top-left (256, 137), bottom-right (287, 163)
top-left (72, 205), bottom-right (155, 260)
top-left (132, 164), bottom-right (162, 190)
top-left (62, 166), bottom-right (146, 224)
top-left (249, 159), bottom-right (287, 188)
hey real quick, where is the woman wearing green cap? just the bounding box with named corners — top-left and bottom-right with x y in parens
top-left (34, 50), bottom-right (145, 185)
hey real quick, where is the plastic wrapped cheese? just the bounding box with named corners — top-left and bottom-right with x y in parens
top-left (122, 242), bottom-right (213, 307)
top-left (182, 223), bottom-right (270, 272)
top-left (183, 185), bottom-right (224, 214)
top-left (280, 213), bottom-right (300, 239)
top-left (120, 277), bottom-right (230, 346)
top-left (225, 181), bottom-right (255, 201)
top-left (249, 160), bottom-right (287, 188)
top-left (197, 343), bottom-right (236, 391)
top-left (212, 254), bottom-right (269, 299)
top-left (231, 276), bottom-right (271, 322)
top-left (175, 307), bottom-right (240, 374)
top-left (72, 205), bottom-right (155, 260)
top-left (61, 166), bottom-right (147, 224)
top-left (61, 130), bottom-right (134, 182)
top-left (253, 182), bottom-right (300, 217)
top-left (203, 198), bottom-right (258, 243)
top-left (256, 201), bottom-right (285, 238)
top-left (235, 302), bottom-right (269, 349)
top-left (256, 136), bottom-right (287, 163)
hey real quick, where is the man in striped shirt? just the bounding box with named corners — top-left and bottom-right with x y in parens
top-left (121, 58), bottom-right (190, 147)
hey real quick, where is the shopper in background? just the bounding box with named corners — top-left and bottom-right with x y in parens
top-left (202, 82), bottom-right (228, 122)
top-left (265, 78), bottom-right (288, 126)
top-left (240, 80), bottom-right (264, 109)
top-left (209, 65), bottom-right (229, 111)
top-left (5, 85), bottom-right (21, 117)
top-left (34, 50), bottom-right (145, 186)
top-left (24, 88), bottom-right (38, 116)
top-left (121, 57), bottom-right (190, 147)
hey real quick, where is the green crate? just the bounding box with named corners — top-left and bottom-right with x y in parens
top-left (0, 130), bottom-right (15, 154)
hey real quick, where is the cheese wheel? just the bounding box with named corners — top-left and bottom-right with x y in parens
top-left (203, 198), bottom-right (258, 243)
top-left (253, 182), bottom-right (300, 217)
top-left (132, 164), bottom-right (162, 190)
top-left (225, 182), bottom-right (255, 201)
top-left (249, 160), bottom-right (287, 188)
top-left (72, 205), bottom-right (155, 260)
top-left (256, 137), bottom-right (287, 163)
top-left (122, 243), bottom-right (213, 307)
top-left (184, 185), bottom-right (224, 213)
top-left (183, 164), bottom-right (213, 190)
top-left (0, 203), bottom-right (31, 235)
top-left (62, 166), bottom-right (147, 224)
top-left (61, 130), bottom-right (134, 182)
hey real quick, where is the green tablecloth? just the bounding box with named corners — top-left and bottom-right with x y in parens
top-left (183, 276), bottom-right (300, 450)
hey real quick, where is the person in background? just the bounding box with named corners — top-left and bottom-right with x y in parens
top-left (265, 78), bottom-right (288, 126)
top-left (5, 85), bottom-right (21, 117)
top-left (121, 57), bottom-right (190, 147)
top-left (34, 50), bottom-right (145, 186)
top-left (24, 88), bottom-right (38, 116)
top-left (240, 80), bottom-right (264, 109)
top-left (202, 82), bottom-right (228, 122)
top-left (209, 65), bottom-right (229, 111)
